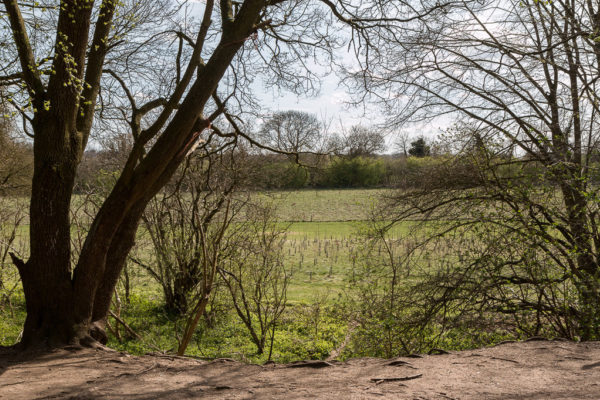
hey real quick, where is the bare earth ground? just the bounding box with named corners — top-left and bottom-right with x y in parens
top-left (1, 340), bottom-right (599, 399)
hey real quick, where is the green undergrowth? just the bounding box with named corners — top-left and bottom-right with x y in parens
top-left (0, 290), bottom-right (26, 346)
top-left (106, 288), bottom-right (521, 362)
top-left (107, 291), bottom-right (348, 363)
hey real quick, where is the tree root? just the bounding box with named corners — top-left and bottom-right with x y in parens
top-left (286, 360), bottom-right (334, 368)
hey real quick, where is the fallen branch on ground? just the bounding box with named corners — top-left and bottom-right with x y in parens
top-left (370, 374), bottom-right (423, 384)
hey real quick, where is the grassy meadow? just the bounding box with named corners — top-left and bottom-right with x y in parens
top-left (1, 189), bottom-right (404, 360)
top-left (1, 188), bottom-right (525, 361)
top-left (263, 189), bottom-right (387, 221)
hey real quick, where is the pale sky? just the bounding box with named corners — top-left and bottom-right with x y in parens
top-left (189, 0), bottom-right (448, 152)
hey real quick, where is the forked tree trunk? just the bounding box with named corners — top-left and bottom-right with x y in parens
top-left (14, 2), bottom-right (265, 348)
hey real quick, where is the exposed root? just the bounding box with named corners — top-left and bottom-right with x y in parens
top-left (89, 320), bottom-right (108, 345)
top-left (286, 360), bottom-right (334, 369)
top-left (428, 348), bottom-right (450, 355)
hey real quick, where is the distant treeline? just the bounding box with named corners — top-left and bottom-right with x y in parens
top-left (2, 141), bottom-right (570, 195)
top-left (0, 128), bottom-right (33, 196)
top-left (249, 153), bottom-right (458, 189)
top-left (72, 150), bottom-right (457, 192)
top-left (2, 126), bottom-right (575, 194)
top-left (0, 130), bottom-right (437, 194)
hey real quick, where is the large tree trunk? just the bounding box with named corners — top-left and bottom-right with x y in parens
top-left (10, 0), bottom-right (97, 348)
top-left (560, 177), bottom-right (600, 340)
top-left (17, 117), bottom-right (83, 347)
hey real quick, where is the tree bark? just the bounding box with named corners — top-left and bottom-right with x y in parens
top-left (17, 110), bottom-right (84, 346)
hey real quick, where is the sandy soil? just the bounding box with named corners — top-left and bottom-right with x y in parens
top-left (1, 339), bottom-right (599, 399)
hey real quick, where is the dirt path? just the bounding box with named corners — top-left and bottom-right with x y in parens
top-left (1, 340), bottom-right (599, 399)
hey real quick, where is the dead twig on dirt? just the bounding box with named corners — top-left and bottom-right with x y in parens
top-left (489, 356), bottom-right (519, 364)
top-left (370, 374), bottom-right (423, 384)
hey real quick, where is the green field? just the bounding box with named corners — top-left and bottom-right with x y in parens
top-left (282, 219), bottom-right (412, 301)
top-left (263, 189), bottom-right (402, 302)
top-left (263, 188), bottom-right (388, 222)
top-left (0, 189), bottom-right (395, 358)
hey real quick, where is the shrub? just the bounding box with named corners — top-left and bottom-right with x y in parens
top-left (323, 157), bottom-right (385, 188)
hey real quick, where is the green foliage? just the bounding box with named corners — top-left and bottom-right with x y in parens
top-left (93, 169), bottom-right (121, 195)
top-left (220, 201), bottom-right (290, 356)
top-left (107, 292), bottom-right (178, 354)
top-left (0, 290), bottom-right (26, 346)
top-left (258, 161), bottom-right (310, 189)
top-left (408, 137), bottom-right (430, 157)
top-left (0, 196), bottom-right (28, 346)
top-left (323, 157), bottom-right (386, 188)
top-left (3, 184), bottom-right (583, 360)
top-left (105, 287), bottom-right (346, 363)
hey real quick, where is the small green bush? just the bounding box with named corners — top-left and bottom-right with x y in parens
top-left (259, 162), bottom-right (310, 189)
top-left (323, 157), bottom-right (385, 188)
